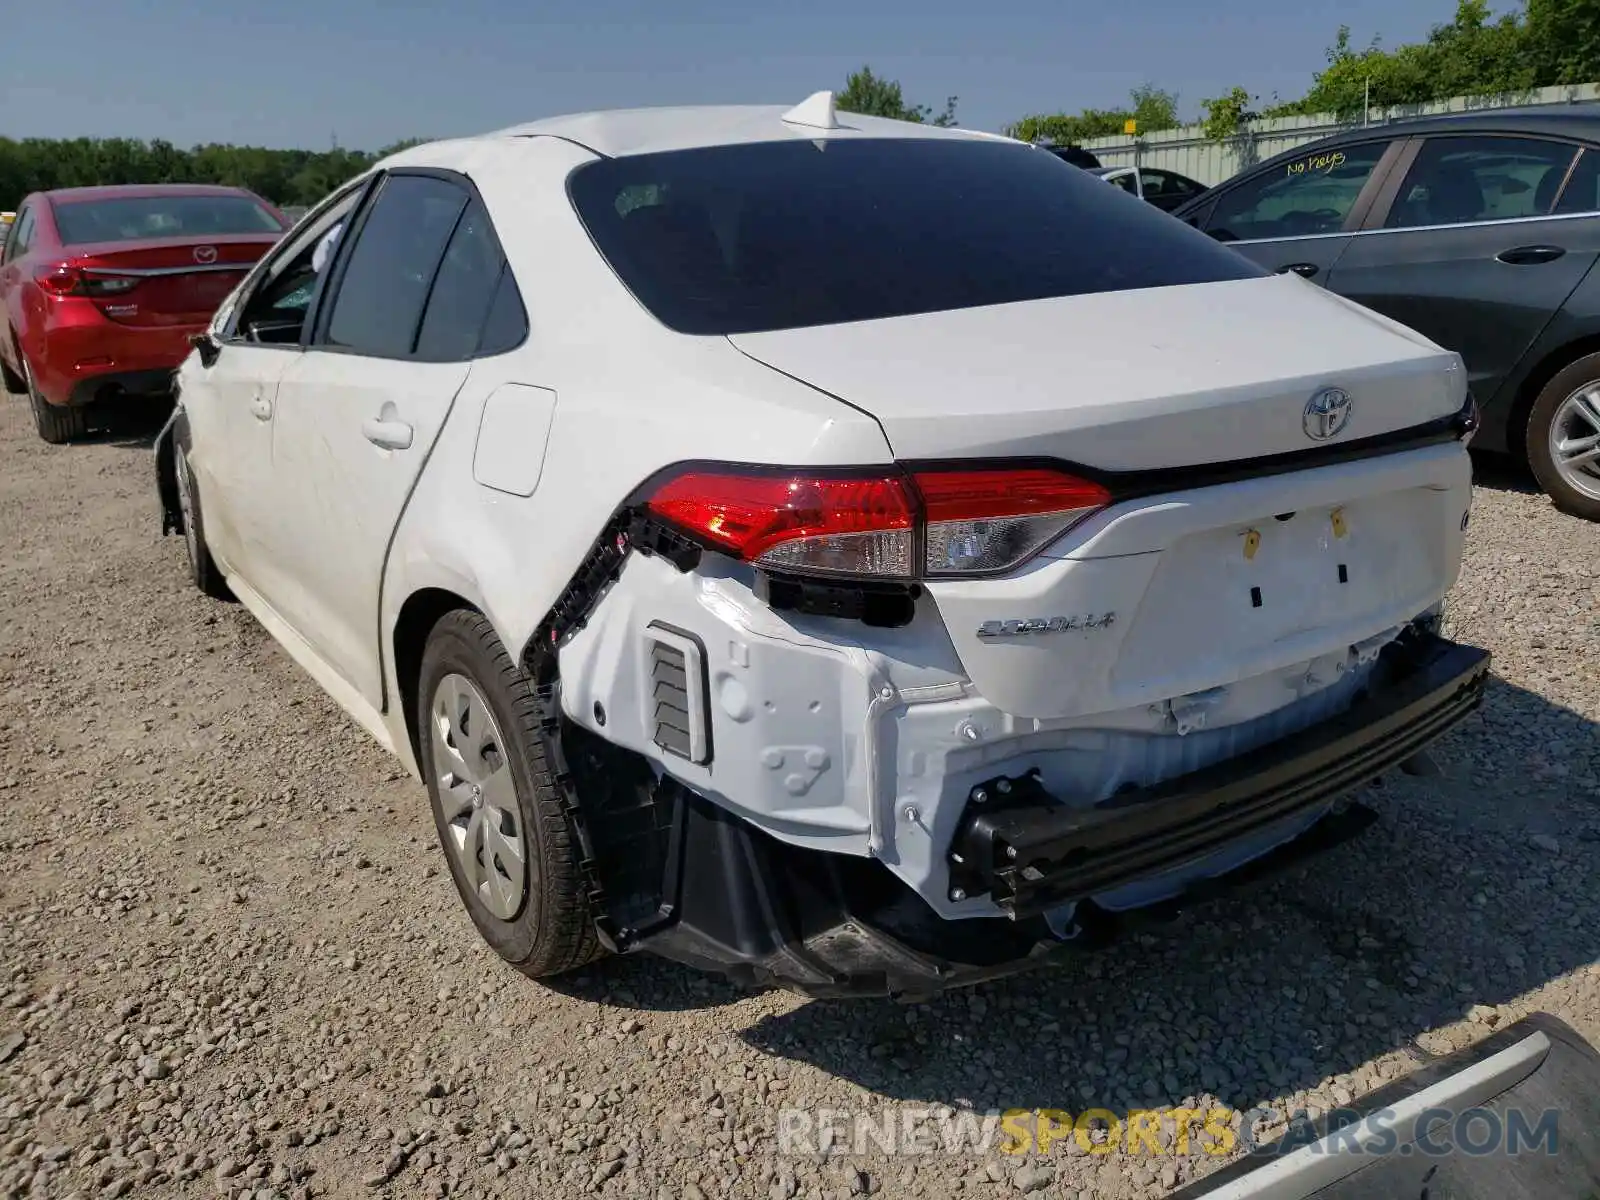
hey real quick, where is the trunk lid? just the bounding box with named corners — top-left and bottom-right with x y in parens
top-left (69, 234), bottom-right (280, 328)
top-left (732, 273), bottom-right (1473, 720)
top-left (728, 274), bottom-right (1464, 472)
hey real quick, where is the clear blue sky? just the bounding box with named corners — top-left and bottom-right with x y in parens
top-left (0, 0), bottom-right (1465, 150)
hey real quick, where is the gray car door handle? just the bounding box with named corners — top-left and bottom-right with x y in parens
top-left (1496, 245), bottom-right (1566, 265)
top-left (249, 394), bottom-right (272, 421)
top-left (362, 416), bottom-right (414, 451)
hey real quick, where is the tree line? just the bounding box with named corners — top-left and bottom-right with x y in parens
top-left (0, 139), bottom-right (424, 211)
top-left (3, 0), bottom-right (1597, 208)
top-left (878, 0), bottom-right (1599, 145)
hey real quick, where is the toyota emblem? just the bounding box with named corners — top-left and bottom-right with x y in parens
top-left (1303, 387), bottom-right (1353, 441)
top-left (193, 245), bottom-right (218, 265)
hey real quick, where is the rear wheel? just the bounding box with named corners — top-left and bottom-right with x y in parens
top-left (417, 611), bottom-right (603, 979)
top-left (20, 353), bottom-right (88, 444)
top-left (1527, 353), bottom-right (1600, 522)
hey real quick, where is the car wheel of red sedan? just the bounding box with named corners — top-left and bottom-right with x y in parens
top-left (20, 353), bottom-right (88, 445)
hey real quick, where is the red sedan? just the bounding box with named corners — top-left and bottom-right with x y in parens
top-left (0, 184), bottom-right (288, 442)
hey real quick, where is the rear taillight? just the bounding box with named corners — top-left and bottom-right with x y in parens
top-left (646, 471), bottom-right (917, 578)
top-left (35, 265), bottom-right (138, 298)
top-left (915, 468), bottom-right (1110, 575)
top-left (644, 466), bottom-right (1110, 580)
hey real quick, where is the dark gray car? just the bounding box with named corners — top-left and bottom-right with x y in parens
top-left (1173, 107), bottom-right (1600, 521)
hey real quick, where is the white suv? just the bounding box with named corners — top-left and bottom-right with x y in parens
top-left (155, 93), bottom-right (1489, 1000)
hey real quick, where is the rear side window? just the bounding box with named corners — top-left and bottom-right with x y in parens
top-left (323, 174), bottom-right (467, 358)
top-left (567, 138), bottom-right (1261, 336)
top-left (1557, 149), bottom-right (1600, 215)
top-left (3, 207), bottom-right (32, 260)
top-left (1385, 135), bottom-right (1579, 228)
top-left (476, 267), bottom-right (529, 357)
top-left (52, 194), bottom-right (283, 245)
top-left (1204, 142), bottom-right (1390, 242)
top-left (414, 198), bottom-right (518, 360)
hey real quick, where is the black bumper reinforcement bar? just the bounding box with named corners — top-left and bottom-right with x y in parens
top-left (947, 630), bottom-right (1490, 919)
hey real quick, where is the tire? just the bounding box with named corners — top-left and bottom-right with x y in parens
top-left (173, 439), bottom-right (233, 600)
top-left (0, 349), bottom-right (23, 396)
top-left (20, 352), bottom-right (87, 444)
top-left (1527, 352), bottom-right (1600, 522)
top-left (417, 610), bottom-right (603, 979)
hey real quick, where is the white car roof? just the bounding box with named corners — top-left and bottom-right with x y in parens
top-left (379, 97), bottom-right (1023, 170)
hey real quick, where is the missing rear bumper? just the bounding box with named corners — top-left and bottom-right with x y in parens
top-left (947, 630), bottom-right (1489, 918)
top-left (613, 782), bottom-right (1380, 1000)
top-left (565, 627), bottom-right (1488, 999)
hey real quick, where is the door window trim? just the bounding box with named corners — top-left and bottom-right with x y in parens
top-left (1197, 137), bottom-right (1406, 246)
top-left (305, 166), bottom-right (524, 364)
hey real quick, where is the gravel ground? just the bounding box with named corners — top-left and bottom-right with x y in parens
top-left (1, 393), bottom-right (1598, 1200)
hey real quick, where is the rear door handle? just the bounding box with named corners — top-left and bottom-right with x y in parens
top-left (1496, 245), bottom-right (1566, 265)
top-left (249, 394), bottom-right (272, 421)
top-left (362, 410), bottom-right (414, 451)
top-left (1276, 262), bottom-right (1319, 278)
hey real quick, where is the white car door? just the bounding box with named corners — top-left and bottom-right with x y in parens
top-left (262, 171), bottom-right (507, 708)
top-left (185, 183), bottom-right (372, 593)
top-left (183, 342), bottom-right (292, 579)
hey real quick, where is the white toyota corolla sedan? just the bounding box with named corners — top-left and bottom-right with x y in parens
top-left (155, 93), bottom-right (1490, 999)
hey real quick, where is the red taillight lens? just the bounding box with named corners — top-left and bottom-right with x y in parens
top-left (913, 468), bottom-right (1111, 576)
top-left (646, 471), bottom-right (916, 578)
top-left (644, 465), bottom-right (1111, 580)
top-left (35, 265), bottom-right (84, 296)
top-left (34, 264), bottom-right (138, 298)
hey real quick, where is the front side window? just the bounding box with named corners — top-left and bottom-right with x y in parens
top-left (1205, 141), bottom-right (1391, 242)
top-left (321, 174), bottom-right (467, 358)
top-left (567, 138), bottom-right (1262, 336)
top-left (1386, 135), bottom-right (1580, 229)
top-left (229, 183), bottom-right (368, 345)
top-left (52, 194), bottom-right (283, 245)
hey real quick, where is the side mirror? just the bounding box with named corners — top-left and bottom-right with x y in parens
top-left (189, 331), bottom-right (221, 369)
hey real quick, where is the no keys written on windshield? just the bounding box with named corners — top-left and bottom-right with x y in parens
top-left (1286, 151), bottom-right (1348, 177)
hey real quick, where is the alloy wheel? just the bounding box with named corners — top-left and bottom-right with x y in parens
top-left (1549, 383), bottom-right (1600, 503)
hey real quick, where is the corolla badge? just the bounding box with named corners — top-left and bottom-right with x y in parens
top-left (976, 614), bottom-right (1116, 639)
top-left (1303, 387), bottom-right (1353, 441)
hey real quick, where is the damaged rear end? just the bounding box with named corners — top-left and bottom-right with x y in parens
top-left (542, 133), bottom-right (1492, 998)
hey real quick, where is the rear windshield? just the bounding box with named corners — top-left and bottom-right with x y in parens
top-left (567, 138), bottom-right (1263, 335)
top-left (53, 195), bottom-right (284, 245)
